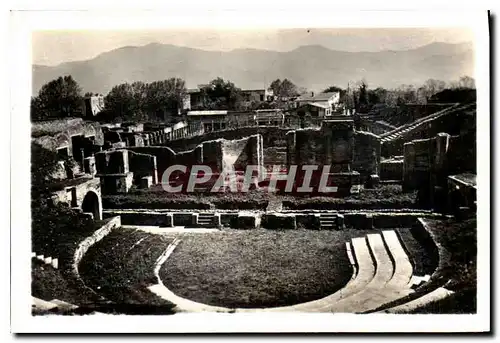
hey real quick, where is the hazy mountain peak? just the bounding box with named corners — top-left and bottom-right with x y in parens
top-left (32, 42), bottom-right (474, 96)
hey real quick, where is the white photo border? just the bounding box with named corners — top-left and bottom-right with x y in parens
top-left (10, 9), bottom-right (491, 333)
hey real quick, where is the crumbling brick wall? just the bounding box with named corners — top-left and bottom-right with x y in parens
top-left (286, 120), bottom-right (355, 170)
top-left (380, 158), bottom-right (404, 181)
top-left (32, 120), bottom-right (104, 157)
top-left (95, 149), bottom-right (130, 174)
top-left (128, 150), bottom-right (158, 184)
top-left (165, 126), bottom-right (289, 152)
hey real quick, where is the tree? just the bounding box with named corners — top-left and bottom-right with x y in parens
top-left (268, 78), bottom-right (299, 101)
top-left (420, 79), bottom-right (447, 102)
top-left (458, 76), bottom-right (476, 89)
top-left (323, 85), bottom-right (343, 93)
top-left (104, 83), bottom-right (136, 121)
top-left (103, 79), bottom-right (186, 122)
top-left (200, 78), bottom-right (242, 110)
top-left (32, 75), bottom-right (83, 120)
top-left (323, 85), bottom-right (347, 103)
top-left (145, 78), bottom-right (187, 120)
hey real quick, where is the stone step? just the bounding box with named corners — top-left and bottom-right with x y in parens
top-left (382, 287), bottom-right (454, 313)
top-left (50, 299), bottom-right (79, 310)
top-left (291, 236), bottom-right (376, 312)
top-left (32, 297), bottom-right (58, 311)
top-left (320, 233), bottom-right (396, 313)
top-left (382, 230), bottom-right (413, 288)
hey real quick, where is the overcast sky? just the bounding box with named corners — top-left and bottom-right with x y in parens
top-left (33, 28), bottom-right (474, 66)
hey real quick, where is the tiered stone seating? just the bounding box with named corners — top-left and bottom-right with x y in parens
top-left (32, 297), bottom-right (79, 312)
top-left (147, 229), bottom-right (434, 313)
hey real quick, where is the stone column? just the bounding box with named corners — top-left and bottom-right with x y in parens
top-left (403, 142), bottom-right (416, 192)
top-left (286, 131), bottom-right (296, 166)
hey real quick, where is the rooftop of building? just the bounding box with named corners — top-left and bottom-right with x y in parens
top-left (187, 110), bottom-right (229, 116)
top-left (297, 92), bottom-right (339, 102)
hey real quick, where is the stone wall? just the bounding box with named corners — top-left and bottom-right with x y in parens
top-left (130, 134), bottom-right (263, 177)
top-left (352, 131), bottom-right (381, 181)
top-left (165, 126), bottom-right (290, 152)
top-left (287, 120), bottom-right (355, 168)
top-left (69, 216), bottom-right (121, 293)
top-left (402, 132), bottom-right (474, 210)
top-left (447, 131), bottom-right (476, 174)
top-left (50, 177), bottom-right (102, 219)
top-left (32, 120), bottom-right (104, 157)
top-left (380, 157), bottom-right (404, 181)
top-left (128, 150), bottom-right (158, 184)
top-left (100, 210), bottom-right (441, 231)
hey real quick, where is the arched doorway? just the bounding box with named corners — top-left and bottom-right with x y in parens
top-left (81, 191), bottom-right (101, 221)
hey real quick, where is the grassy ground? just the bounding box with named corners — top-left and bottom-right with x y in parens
top-left (160, 228), bottom-right (375, 309)
top-left (31, 259), bottom-right (101, 314)
top-left (79, 228), bottom-right (177, 314)
top-left (397, 228), bottom-right (437, 276)
top-left (103, 184), bottom-right (418, 211)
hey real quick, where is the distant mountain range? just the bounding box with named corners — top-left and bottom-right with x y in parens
top-left (32, 42), bottom-right (474, 96)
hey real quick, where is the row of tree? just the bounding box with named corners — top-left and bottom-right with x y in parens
top-left (341, 76), bottom-right (476, 113)
top-left (31, 74), bottom-right (476, 122)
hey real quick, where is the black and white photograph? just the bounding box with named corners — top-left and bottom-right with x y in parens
top-left (9, 8), bottom-right (490, 334)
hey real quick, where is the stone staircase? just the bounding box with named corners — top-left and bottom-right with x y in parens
top-left (380, 103), bottom-right (473, 144)
top-left (197, 213), bottom-right (216, 227)
top-left (319, 213), bottom-right (338, 230)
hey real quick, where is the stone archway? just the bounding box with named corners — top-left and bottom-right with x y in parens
top-left (81, 191), bottom-right (101, 221)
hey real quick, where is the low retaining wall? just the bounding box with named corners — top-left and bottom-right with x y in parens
top-left (72, 216), bottom-right (121, 277)
top-left (261, 213), bottom-right (297, 230)
top-left (102, 209), bottom-right (443, 230)
top-left (104, 210), bottom-right (173, 227)
top-left (68, 216), bottom-right (121, 299)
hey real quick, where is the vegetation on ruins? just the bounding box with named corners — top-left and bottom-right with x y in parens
top-left (160, 229), bottom-right (373, 308)
top-left (31, 75), bottom-right (83, 121)
top-left (102, 184), bottom-right (418, 211)
top-left (341, 76), bottom-right (476, 113)
top-left (31, 258), bottom-right (100, 312)
top-left (31, 143), bottom-right (97, 255)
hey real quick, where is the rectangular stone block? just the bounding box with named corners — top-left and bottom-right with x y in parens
top-left (296, 214), bottom-right (321, 230)
top-left (220, 213), bottom-right (238, 227)
top-left (345, 213), bottom-right (373, 229)
top-left (140, 176), bottom-right (153, 189)
top-left (214, 213), bottom-right (221, 227)
top-left (51, 258), bottom-right (59, 269)
top-left (231, 213), bottom-right (258, 230)
top-left (337, 214), bottom-right (345, 229)
top-left (191, 213), bottom-right (199, 226)
top-left (119, 211), bottom-right (173, 227)
top-left (44, 256), bottom-right (52, 265)
top-left (262, 213), bottom-right (297, 230)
